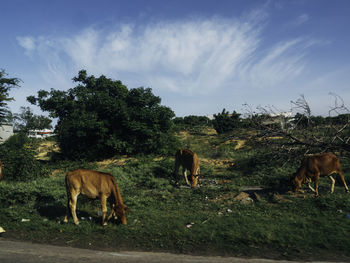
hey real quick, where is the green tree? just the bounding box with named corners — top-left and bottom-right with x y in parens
top-left (212, 109), bottom-right (242, 134)
top-left (27, 70), bottom-right (177, 160)
top-left (14, 106), bottom-right (52, 133)
top-left (0, 69), bottom-right (20, 122)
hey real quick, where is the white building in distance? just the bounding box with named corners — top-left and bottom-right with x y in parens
top-left (28, 129), bottom-right (55, 139)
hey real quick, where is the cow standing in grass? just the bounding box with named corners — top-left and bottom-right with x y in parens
top-left (290, 152), bottom-right (349, 196)
top-left (174, 149), bottom-right (200, 188)
top-left (64, 169), bottom-right (127, 226)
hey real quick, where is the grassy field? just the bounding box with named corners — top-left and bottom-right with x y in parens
top-left (1, 128), bottom-right (350, 261)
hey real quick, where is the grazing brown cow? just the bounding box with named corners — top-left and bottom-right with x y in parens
top-left (291, 152), bottom-right (349, 196)
top-left (64, 169), bottom-right (127, 226)
top-left (174, 149), bottom-right (200, 188)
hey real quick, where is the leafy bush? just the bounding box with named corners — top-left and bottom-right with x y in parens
top-left (28, 70), bottom-right (179, 160)
top-left (173, 115), bottom-right (212, 133)
top-left (0, 133), bottom-right (48, 181)
top-left (0, 181), bottom-right (39, 207)
top-left (212, 109), bottom-right (243, 134)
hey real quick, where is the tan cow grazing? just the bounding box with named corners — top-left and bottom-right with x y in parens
top-left (64, 169), bottom-right (127, 226)
top-left (174, 149), bottom-right (200, 188)
top-left (291, 152), bottom-right (349, 196)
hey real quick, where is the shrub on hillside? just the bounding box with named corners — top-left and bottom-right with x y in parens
top-left (212, 109), bottom-right (243, 134)
top-left (173, 115), bottom-right (212, 133)
top-left (0, 133), bottom-right (48, 181)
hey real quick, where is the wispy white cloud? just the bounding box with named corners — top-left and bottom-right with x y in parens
top-left (16, 36), bottom-right (36, 54)
top-left (61, 29), bottom-right (100, 70)
top-left (294, 14), bottom-right (310, 26)
top-left (15, 10), bottom-right (323, 99)
top-left (242, 38), bottom-right (310, 89)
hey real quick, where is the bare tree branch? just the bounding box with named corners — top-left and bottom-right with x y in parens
top-left (243, 94), bottom-right (350, 154)
top-left (291, 94), bottom-right (311, 118)
top-left (328, 92), bottom-right (349, 116)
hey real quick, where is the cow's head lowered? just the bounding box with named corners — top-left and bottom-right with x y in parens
top-left (110, 203), bottom-right (128, 225)
top-left (190, 174), bottom-right (200, 188)
top-left (289, 172), bottom-right (306, 192)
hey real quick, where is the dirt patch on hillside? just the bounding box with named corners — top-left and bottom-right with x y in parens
top-left (258, 136), bottom-right (284, 142)
top-left (177, 130), bottom-right (190, 139)
top-left (220, 138), bottom-right (246, 150)
top-left (97, 157), bottom-right (137, 167)
top-left (35, 141), bottom-right (60, 160)
top-left (201, 158), bottom-right (234, 168)
top-left (50, 169), bottom-right (65, 177)
top-left (233, 140), bottom-right (245, 150)
top-left (204, 128), bottom-right (218, 136)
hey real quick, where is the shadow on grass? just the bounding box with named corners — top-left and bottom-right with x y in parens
top-left (34, 195), bottom-right (88, 222)
top-left (35, 199), bottom-right (67, 220)
top-left (34, 196), bottom-right (126, 226)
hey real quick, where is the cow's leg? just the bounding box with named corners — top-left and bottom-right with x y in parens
top-left (329, 175), bottom-right (335, 193)
top-left (64, 195), bottom-right (71, 223)
top-left (314, 175), bottom-right (320, 197)
top-left (101, 195), bottom-right (108, 226)
top-left (70, 193), bottom-right (79, 225)
top-left (195, 167), bottom-right (200, 186)
top-left (338, 171), bottom-right (349, 193)
top-left (308, 182), bottom-right (316, 193)
top-left (183, 169), bottom-right (190, 186)
top-left (107, 204), bottom-right (116, 222)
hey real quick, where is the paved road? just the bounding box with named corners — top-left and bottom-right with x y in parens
top-left (0, 239), bottom-right (344, 263)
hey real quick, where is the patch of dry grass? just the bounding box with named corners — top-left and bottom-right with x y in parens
top-left (96, 157), bottom-right (137, 167)
top-left (35, 141), bottom-right (60, 160)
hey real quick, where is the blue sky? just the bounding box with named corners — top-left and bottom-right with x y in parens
top-left (1, 0), bottom-right (350, 118)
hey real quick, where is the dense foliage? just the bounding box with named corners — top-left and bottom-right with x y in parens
top-left (212, 109), bottom-right (245, 134)
top-left (0, 133), bottom-right (47, 181)
top-left (27, 70), bottom-right (178, 160)
top-left (173, 115), bottom-right (211, 132)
